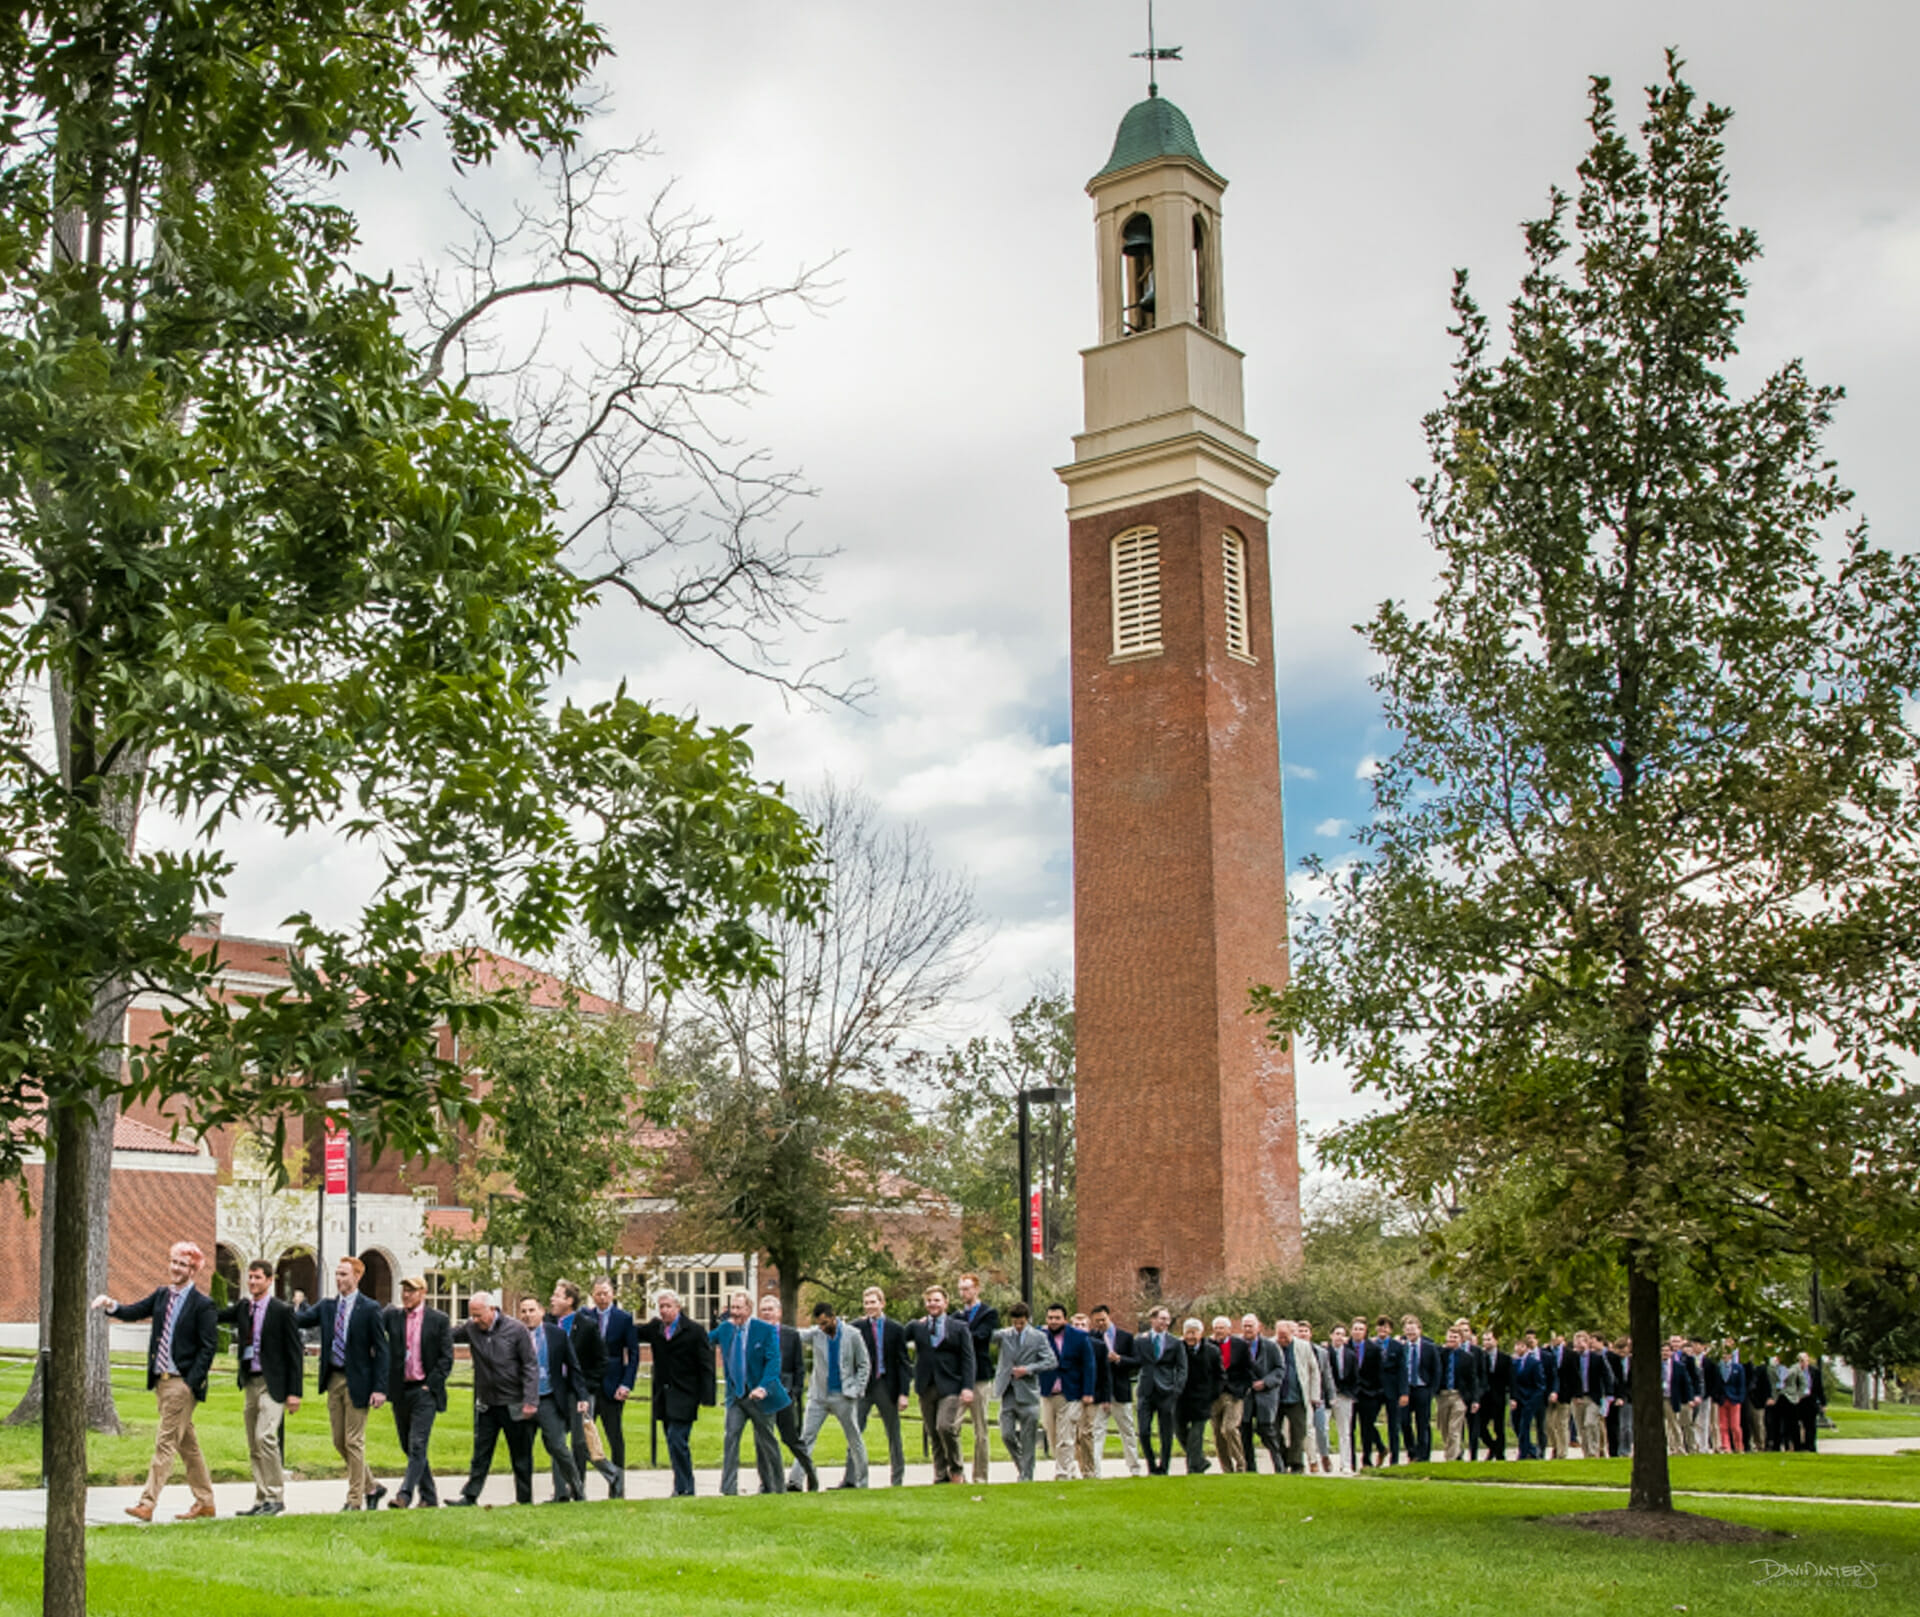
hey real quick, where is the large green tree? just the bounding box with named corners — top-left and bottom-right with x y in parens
top-left (427, 983), bottom-right (658, 1300)
top-left (661, 785), bottom-right (979, 1322)
top-left (0, 6), bottom-right (816, 1610)
top-left (1260, 58), bottom-right (1920, 1515)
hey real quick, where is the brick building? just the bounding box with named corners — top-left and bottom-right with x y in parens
top-left (1, 918), bottom-right (955, 1339)
top-left (1059, 90), bottom-right (1303, 1311)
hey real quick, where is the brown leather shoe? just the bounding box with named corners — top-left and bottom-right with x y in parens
top-left (175, 1501), bottom-right (216, 1521)
top-left (123, 1503), bottom-right (153, 1522)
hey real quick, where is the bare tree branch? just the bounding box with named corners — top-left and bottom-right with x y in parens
top-left (410, 140), bottom-right (863, 704)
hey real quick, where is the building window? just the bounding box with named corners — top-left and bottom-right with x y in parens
top-left (1111, 527), bottom-right (1163, 658)
top-left (651, 1265), bottom-right (748, 1326)
top-left (424, 1271), bottom-right (471, 1322)
top-left (1222, 531), bottom-right (1252, 660)
top-left (1121, 212), bottom-right (1156, 334)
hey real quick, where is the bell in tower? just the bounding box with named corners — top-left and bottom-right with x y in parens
top-left (1058, 84), bottom-right (1302, 1311)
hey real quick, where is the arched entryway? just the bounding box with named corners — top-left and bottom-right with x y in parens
top-left (214, 1244), bottom-right (244, 1299)
top-left (358, 1247), bottom-right (394, 1305)
top-left (275, 1246), bottom-right (316, 1305)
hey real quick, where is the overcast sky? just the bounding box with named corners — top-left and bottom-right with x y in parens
top-left (183, 1), bottom-right (1920, 1155)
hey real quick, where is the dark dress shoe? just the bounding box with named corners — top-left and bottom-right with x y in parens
top-left (235, 1502), bottom-right (263, 1518)
top-left (366, 1484), bottom-right (388, 1509)
top-left (388, 1494), bottom-right (411, 1509)
top-left (450, 1497), bottom-right (477, 1507)
top-left (258, 1501), bottom-right (286, 1517)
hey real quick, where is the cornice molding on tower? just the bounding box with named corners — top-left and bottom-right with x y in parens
top-left (1055, 429), bottom-right (1277, 523)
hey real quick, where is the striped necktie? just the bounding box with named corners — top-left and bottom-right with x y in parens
top-left (156, 1289), bottom-right (183, 1372)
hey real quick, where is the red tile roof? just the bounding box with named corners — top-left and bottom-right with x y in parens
top-left (112, 1116), bottom-right (200, 1155)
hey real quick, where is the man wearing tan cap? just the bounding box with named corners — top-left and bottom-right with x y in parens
top-left (297, 1255), bottom-right (390, 1509)
top-left (385, 1275), bottom-right (453, 1506)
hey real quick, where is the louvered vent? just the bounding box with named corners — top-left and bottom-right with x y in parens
top-left (1223, 531), bottom-right (1251, 659)
top-left (1111, 528), bottom-right (1162, 656)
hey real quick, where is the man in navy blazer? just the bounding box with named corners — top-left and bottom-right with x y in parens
top-left (1037, 1302), bottom-right (1098, 1481)
top-left (517, 1295), bottom-right (588, 1501)
top-left (907, 1286), bottom-right (977, 1484)
top-left (709, 1288), bottom-right (790, 1495)
top-left (1394, 1315), bottom-right (1440, 1463)
top-left (95, 1239), bottom-right (222, 1520)
top-left (857, 1285), bottom-right (912, 1487)
top-left (1510, 1331), bottom-right (1548, 1458)
top-left (295, 1255), bottom-right (391, 1510)
top-left (590, 1276), bottom-right (640, 1488)
top-left (1358, 1314), bottom-right (1406, 1466)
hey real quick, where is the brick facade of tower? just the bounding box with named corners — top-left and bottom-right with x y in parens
top-left (1071, 487), bottom-right (1301, 1313)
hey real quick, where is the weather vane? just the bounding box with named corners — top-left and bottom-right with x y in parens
top-left (1132, 0), bottom-right (1183, 98)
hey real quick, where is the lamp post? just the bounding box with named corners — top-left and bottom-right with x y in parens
top-left (1017, 1086), bottom-right (1067, 1311)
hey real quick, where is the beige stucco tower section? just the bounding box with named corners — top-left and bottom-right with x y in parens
top-left (1058, 94), bottom-right (1302, 1312)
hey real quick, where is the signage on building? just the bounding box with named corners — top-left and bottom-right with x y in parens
top-left (1028, 1188), bottom-right (1045, 1259)
top-left (324, 1118), bottom-right (348, 1194)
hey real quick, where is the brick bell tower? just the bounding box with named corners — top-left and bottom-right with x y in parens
top-left (1058, 89), bottom-right (1302, 1311)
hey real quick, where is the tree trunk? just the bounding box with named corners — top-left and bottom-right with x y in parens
top-left (1624, 1253), bottom-right (1672, 1512)
top-left (42, 1102), bottom-right (95, 1617)
top-left (1852, 1366), bottom-right (1876, 1411)
top-left (4, 1098), bottom-right (125, 1435)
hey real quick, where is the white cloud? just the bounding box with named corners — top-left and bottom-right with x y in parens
top-left (1313, 817), bottom-right (1351, 838)
top-left (1284, 762), bottom-right (1319, 781)
top-left (1355, 755), bottom-right (1382, 780)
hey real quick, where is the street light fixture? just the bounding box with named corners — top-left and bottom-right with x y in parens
top-left (1017, 1086), bottom-right (1068, 1311)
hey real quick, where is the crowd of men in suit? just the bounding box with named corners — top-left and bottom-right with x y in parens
top-left (1317, 1315), bottom-right (1832, 1470)
top-left (96, 1245), bottom-right (1837, 1519)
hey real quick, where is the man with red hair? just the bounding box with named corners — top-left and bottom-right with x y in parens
top-left (297, 1255), bottom-right (391, 1509)
top-left (94, 1241), bottom-right (221, 1520)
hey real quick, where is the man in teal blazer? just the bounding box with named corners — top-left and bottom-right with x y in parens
top-left (708, 1289), bottom-right (790, 1495)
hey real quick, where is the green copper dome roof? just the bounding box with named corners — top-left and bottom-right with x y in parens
top-left (1094, 93), bottom-right (1211, 180)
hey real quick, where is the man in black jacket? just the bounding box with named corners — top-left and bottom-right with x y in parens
top-left (385, 1275), bottom-right (454, 1508)
top-left (907, 1285), bottom-right (977, 1484)
top-left (1211, 1315), bottom-right (1255, 1472)
top-left (857, 1286), bottom-right (912, 1487)
top-left (551, 1280), bottom-right (622, 1497)
top-left (219, 1259), bottom-right (304, 1516)
top-left (1175, 1319), bottom-right (1222, 1474)
top-left (295, 1255), bottom-right (391, 1510)
top-left (1089, 1303), bottom-right (1144, 1477)
top-left (96, 1240), bottom-right (221, 1521)
top-left (957, 1273), bottom-right (1000, 1484)
top-left (636, 1286), bottom-right (717, 1496)
top-left (1478, 1329), bottom-right (1512, 1461)
top-left (758, 1294), bottom-right (820, 1491)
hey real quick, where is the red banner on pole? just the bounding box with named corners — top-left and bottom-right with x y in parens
top-left (1028, 1188), bottom-right (1045, 1259)
top-left (324, 1118), bottom-right (348, 1195)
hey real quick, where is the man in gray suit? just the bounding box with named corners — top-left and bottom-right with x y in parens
top-left (992, 1303), bottom-right (1058, 1482)
top-left (1239, 1313), bottom-right (1287, 1473)
top-left (1133, 1306), bottom-right (1188, 1476)
top-left (790, 1301), bottom-right (872, 1489)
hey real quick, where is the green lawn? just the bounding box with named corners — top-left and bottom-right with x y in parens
top-left (1391, 1452), bottom-right (1920, 1501)
top-left (0, 1476), bottom-right (1913, 1614)
top-left (1829, 1405), bottom-right (1920, 1441)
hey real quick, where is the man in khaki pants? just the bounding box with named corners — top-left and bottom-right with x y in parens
top-left (217, 1259), bottom-right (304, 1515)
top-left (95, 1241), bottom-right (221, 1520)
top-left (297, 1255), bottom-right (390, 1509)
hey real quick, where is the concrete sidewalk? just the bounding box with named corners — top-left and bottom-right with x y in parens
top-left (0, 1456), bottom-right (1147, 1530)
